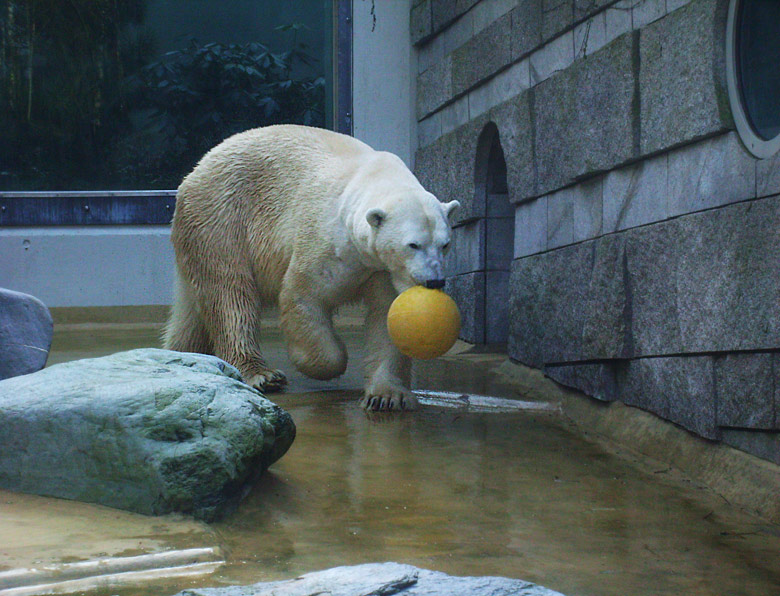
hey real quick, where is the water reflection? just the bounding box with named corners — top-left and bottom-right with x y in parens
top-left (13, 324), bottom-right (780, 596)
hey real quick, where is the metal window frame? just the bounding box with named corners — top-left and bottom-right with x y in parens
top-left (0, 0), bottom-right (353, 227)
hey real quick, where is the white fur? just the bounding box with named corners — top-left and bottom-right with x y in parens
top-left (163, 124), bottom-right (459, 411)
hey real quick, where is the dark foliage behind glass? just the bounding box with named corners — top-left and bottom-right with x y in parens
top-left (0, 0), bottom-right (330, 190)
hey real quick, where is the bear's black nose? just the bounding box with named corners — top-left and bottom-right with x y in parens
top-left (425, 279), bottom-right (446, 289)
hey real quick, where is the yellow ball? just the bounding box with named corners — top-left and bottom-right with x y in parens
top-left (387, 285), bottom-right (461, 359)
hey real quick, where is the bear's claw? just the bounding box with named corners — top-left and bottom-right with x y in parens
top-left (360, 391), bottom-right (419, 412)
top-left (245, 369), bottom-right (288, 394)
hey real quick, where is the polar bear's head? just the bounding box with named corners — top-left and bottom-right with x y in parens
top-left (365, 192), bottom-right (460, 293)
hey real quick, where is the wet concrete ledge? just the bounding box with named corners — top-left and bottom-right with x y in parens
top-left (496, 358), bottom-right (780, 525)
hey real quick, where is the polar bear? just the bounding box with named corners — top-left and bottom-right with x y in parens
top-left (163, 125), bottom-right (459, 411)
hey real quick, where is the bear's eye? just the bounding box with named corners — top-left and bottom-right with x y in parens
top-left (408, 242), bottom-right (421, 250)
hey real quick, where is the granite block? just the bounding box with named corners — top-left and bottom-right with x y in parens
top-left (667, 133), bottom-right (756, 218)
top-left (574, 11), bottom-right (608, 59)
top-left (486, 216), bottom-right (515, 270)
top-left (581, 233), bottom-right (630, 360)
top-left (574, 0), bottom-right (615, 21)
top-left (485, 269), bottom-right (511, 343)
top-left (542, 0), bottom-right (574, 40)
top-left (534, 33), bottom-right (636, 196)
top-left (756, 149), bottom-right (780, 199)
top-left (631, 0), bottom-right (666, 28)
top-left (441, 95), bottom-right (470, 136)
top-left (446, 272), bottom-right (486, 344)
top-left (452, 13), bottom-right (512, 95)
top-left (547, 187), bottom-right (574, 249)
top-left (414, 114), bottom-right (491, 224)
top-left (514, 196), bottom-right (548, 257)
top-left (623, 221), bottom-right (683, 356)
top-left (639, 0), bottom-right (732, 156)
top-left (530, 30), bottom-right (574, 85)
top-left (411, 0), bottom-right (433, 45)
top-left (487, 191), bottom-right (515, 218)
top-left (511, 0), bottom-right (544, 60)
top-left (431, 0), bottom-right (462, 32)
top-left (619, 356), bottom-right (718, 440)
top-left (439, 7), bottom-right (476, 56)
top-left (572, 177), bottom-right (604, 242)
top-left (666, 0), bottom-right (692, 11)
top-left (509, 243), bottom-right (595, 365)
top-left (714, 353), bottom-right (774, 430)
top-left (473, 0), bottom-right (520, 33)
top-left (674, 197), bottom-right (780, 354)
top-left (445, 219), bottom-right (486, 276)
top-left (417, 56), bottom-right (453, 120)
top-left (490, 93), bottom-right (536, 205)
top-left (603, 153), bottom-right (668, 232)
top-left (509, 256), bottom-right (549, 367)
top-left (469, 59), bottom-right (531, 120)
top-left (418, 112), bottom-right (442, 148)
top-left (545, 362), bottom-right (619, 401)
top-left (721, 429), bottom-right (780, 466)
top-left (604, 4), bottom-right (632, 44)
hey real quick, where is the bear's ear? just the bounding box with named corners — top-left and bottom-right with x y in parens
top-left (366, 208), bottom-right (387, 229)
top-left (444, 200), bottom-right (461, 218)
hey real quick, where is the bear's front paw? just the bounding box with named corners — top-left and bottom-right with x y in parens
top-left (360, 387), bottom-right (418, 412)
top-left (245, 369), bottom-right (288, 393)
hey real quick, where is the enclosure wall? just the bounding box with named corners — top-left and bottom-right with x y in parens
top-left (412, 0), bottom-right (780, 464)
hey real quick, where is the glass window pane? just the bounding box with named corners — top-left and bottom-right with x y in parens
top-left (0, 0), bottom-right (333, 190)
top-left (737, 0), bottom-right (780, 141)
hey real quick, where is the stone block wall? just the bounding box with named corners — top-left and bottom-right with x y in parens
top-left (412, 0), bottom-right (780, 464)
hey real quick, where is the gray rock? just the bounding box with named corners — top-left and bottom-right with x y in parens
top-left (534, 33), bottom-right (636, 197)
top-left (172, 562), bottom-right (566, 596)
top-left (0, 287), bottom-right (53, 380)
top-left (639, 0), bottom-right (732, 156)
top-left (0, 349), bottom-right (295, 521)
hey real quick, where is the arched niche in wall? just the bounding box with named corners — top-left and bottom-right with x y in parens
top-left (474, 122), bottom-right (513, 345)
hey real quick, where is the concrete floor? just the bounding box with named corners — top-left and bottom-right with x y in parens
top-left (2, 319), bottom-right (780, 596)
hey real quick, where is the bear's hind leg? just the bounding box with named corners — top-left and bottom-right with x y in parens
top-left (163, 274), bottom-right (212, 354)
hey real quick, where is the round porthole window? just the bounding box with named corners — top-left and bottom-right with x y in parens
top-left (726, 0), bottom-right (780, 159)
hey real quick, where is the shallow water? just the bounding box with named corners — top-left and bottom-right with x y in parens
top-left (4, 323), bottom-right (780, 596)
